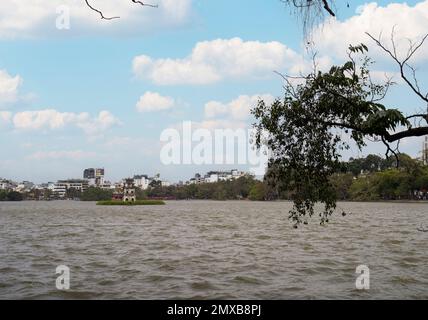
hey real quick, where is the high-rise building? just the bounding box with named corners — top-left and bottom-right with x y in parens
top-left (84, 168), bottom-right (104, 179)
top-left (95, 168), bottom-right (105, 178)
top-left (84, 168), bottom-right (95, 179)
top-left (422, 137), bottom-right (428, 165)
top-left (83, 168), bottom-right (105, 186)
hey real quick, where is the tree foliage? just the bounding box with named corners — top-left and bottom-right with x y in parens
top-left (249, 182), bottom-right (268, 201)
top-left (0, 190), bottom-right (23, 201)
top-left (252, 44), bottom-right (423, 226)
top-left (80, 187), bottom-right (113, 201)
top-left (146, 176), bottom-right (260, 201)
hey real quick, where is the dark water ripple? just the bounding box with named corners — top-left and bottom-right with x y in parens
top-left (0, 200), bottom-right (427, 299)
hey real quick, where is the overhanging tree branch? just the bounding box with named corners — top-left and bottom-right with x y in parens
top-left (253, 40), bottom-right (428, 224)
top-left (385, 126), bottom-right (428, 142)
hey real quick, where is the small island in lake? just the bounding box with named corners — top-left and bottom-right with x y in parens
top-left (97, 200), bottom-right (165, 206)
top-left (97, 179), bottom-right (165, 206)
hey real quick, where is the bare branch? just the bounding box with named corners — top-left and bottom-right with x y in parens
top-left (84, 0), bottom-right (158, 20)
top-left (321, 0), bottom-right (335, 17)
top-left (405, 114), bottom-right (428, 121)
top-left (131, 0), bottom-right (158, 9)
top-left (381, 136), bottom-right (400, 168)
top-left (283, 0), bottom-right (335, 16)
top-left (84, 0), bottom-right (119, 20)
top-left (366, 31), bottom-right (428, 104)
top-left (274, 71), bottom-right (301, 98)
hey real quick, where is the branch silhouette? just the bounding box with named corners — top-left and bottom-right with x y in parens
top-left (284, 0), bottom-right (336, 16)
top-left (84, 0), bottom-right (158, 20)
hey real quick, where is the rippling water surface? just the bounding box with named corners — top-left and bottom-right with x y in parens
top-left (0, 200), bottom-right (427, 299)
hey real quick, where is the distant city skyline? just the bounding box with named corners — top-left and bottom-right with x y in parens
top-left (0, 168), bottom-right (254, 200)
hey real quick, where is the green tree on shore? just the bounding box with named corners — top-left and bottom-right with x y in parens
top-left (249, 182), bottom-right (267, 201)
top-left (0, 190), bottom-right (23, 201)
top-left (80, 187), bottom-right (113, 201)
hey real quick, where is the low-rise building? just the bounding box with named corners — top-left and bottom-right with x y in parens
top-left (15, 181), bottom-right (34, 193)
top-left (187, 170), bottom-right (250, 185)
top-left (0, 179), bottom-right (13, 190)
top-left (53, 183), bottom-right (67, 199)
top-left (133, 174), bottom-right (170, 189)
top-left (133, 175), bottom-right (151, 190)
top-left (206, 173), bottom-right (219, 183)
top-left (53, 179), bottom-right (89, 199)
top-left (100, 181), bottom-right (115, 190)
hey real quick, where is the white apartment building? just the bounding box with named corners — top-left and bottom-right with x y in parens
top-left (207, 174), bottom-right (219, 183)
top-left (14, 181), bottom-right (34, 193)
top-left (100, 181), bottom-right (115, 190)
top-left (188, 170), bottom-right (250, 185)
top-left (53, 179), bottom-right (89, 199)
top-left (133, 175), bottom-right (151, 190)
top-left (0, 179), bottom-right (12, 190)
top-left (53, 183), bottom-right (67, 199)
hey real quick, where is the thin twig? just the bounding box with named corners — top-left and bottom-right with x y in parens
top-left (84, 0), bottom-right (158, 20)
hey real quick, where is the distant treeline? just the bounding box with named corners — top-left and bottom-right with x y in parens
top-left (74, 154), bottom-right (428, 202)
top-left (2, 154), bottom-right (428, 202)
top-left (266, 153), bottom-right (428, 201)
top-left (76, 177), bottom-right (266, 202)
top-left (332, 154), bottom-right (428, 201)
top-left (0, 190), bottom-right (23, 201)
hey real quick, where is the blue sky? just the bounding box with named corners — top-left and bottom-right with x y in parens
top-left (0, 0), bottom-right (427, 183)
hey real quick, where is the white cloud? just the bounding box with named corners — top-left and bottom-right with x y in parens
top-left (12, 109), bottom-right (120, 135)
top-left (136, 91), bottom-right (175, 112)
top-left (0, 0), bottom-right (192, 39)
top-left (0, 111), bottom-right (12, 126)
top-left (171, 94), bottom-right (276, 133)
top-left (0, 70), bottom-right (22, 106)
top-left (133, 38), bottom-right (304, 85)
top-left (166, 94), bottom-right (277, 138)
top-left (28, 150), bottom-right (96, 160)
top-left (77, 110), bottom-right (122, 135)
top-left (13, 109), bottom-right (85, 130)
top-left (205, 94), bottom-right (275, 121)
top-left (313, 1), bottom-right (428, 63)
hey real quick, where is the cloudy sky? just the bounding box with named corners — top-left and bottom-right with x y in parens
top-left (0, 0), bottom-right (427, 183)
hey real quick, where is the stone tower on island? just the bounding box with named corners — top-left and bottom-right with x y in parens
top-left (123, 178), bottom-right (136, 202)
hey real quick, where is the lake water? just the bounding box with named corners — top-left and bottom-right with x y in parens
top-left (0, 200), bottom-right (427, 299)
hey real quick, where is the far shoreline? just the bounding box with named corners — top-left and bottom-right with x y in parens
top-left (3, 199), bottom-right (428, 204)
